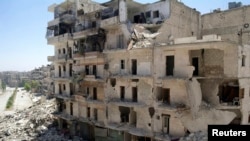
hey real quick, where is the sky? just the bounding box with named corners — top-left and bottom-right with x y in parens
top-left (0, 0), bottom-right (250, 72)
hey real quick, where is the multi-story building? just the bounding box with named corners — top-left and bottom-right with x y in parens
top-left (46, 0), bottom-right (250, 140)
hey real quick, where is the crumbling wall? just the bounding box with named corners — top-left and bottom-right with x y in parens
top-left (79, 102), bottom-right (87, 118)
top-left (239, 79), bottom-right (250, 124)
top-left (180, 108), bottom-right (236, 132)
top-left (186, 78), bottom-right (202, 118)
top-left (129, 0), bottom-right (170, 24)
top-left (73, 101), bottom-right (79, 117)
top-left (224, 44), bottom-right (238, 77)
top-left (239, 45), bottom-right (250, 78)
top-left (137, 78), bottom-right (153, 104)
top-left (201, 6), bottom-right (250, 44)
top-left (107, 104), bottom-right (120, 123)
top-left (135, 107), bottom-right (151, 131)
top-left (97, 87), bottom-right (105, 101)
top-left (155, 0), bottom-right (200, 43)
top-left (199, 79), bottom-right (221, 106)
top-left (160, 79), bottom-right (189, 106)
top-left (203, 49), bottom-right (224, 77)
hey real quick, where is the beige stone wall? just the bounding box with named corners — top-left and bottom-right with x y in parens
top-left (106, 48), bottom-right (152, 76)
top-left (201, 6), bottom-right (250, 44)
top-left (156, 0), bottom-right (200, 43)
top-left (153, 109), bottom-right (185, 137)
top-left (154, 41), bottom-right (239, 79)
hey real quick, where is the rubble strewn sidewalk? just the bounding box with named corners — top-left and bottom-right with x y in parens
top-left (0, 97), bottom-right (75, 141)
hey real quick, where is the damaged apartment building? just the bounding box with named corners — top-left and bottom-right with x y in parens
top-left (46, 0), bottom-right (250, 140)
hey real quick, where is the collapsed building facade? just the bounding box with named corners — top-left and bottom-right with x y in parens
top-left (46, 0), bottom-right (250, 140)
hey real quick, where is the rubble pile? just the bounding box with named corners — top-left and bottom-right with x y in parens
top-left (128, 25), bottom-right (160, 50)
top-left (0, 98), bottom-right (69, 141)
top-left (179, 131), bottom-right (208, 141)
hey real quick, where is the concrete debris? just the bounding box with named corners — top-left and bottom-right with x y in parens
top-left (180, 102), bottom-right (236, 132)
top-left (186, 78), bottom-right (202, 119)
top-left (128, 25), bottom-right (160, 50)
top-left (0, 98), bottom-right (81, 141)
top-left (179, 131), bottom-right (208, 141)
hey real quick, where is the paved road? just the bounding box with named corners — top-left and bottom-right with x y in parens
top-left (0, 87), bottom-right (15, 113)
top-left (0, 87), bottom-right (34, 116)
top-left (13, 88), bottom-right (33, 111)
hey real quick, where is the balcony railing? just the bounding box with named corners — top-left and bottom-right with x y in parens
top-left (47, 56), bottom-right (55, 62)
top-left (47, 33), bottom-right (73, 45)
top-left (53, 112), bottom-right (76, 121)
top-left (100, 16), bottom-right (119, 29)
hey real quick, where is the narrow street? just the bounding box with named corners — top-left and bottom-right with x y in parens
top-left (13, 88), bottom-right (33, 111)
top-left (0, 87), bottom-right (14, 114)
top-left (0, 87), bottom-right (34, 116)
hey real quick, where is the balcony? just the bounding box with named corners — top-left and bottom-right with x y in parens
top-left (73, 51), bottom-right (102, 59)
top-left (71, 94), bottom-right (87, 102)
top-left (109, 98), bottom-right (145, 108)
top-left (73, 28), bottom-right (98, 39)
top-left (53, 76), bottom-right (73, 82)
top-left (47, 33), bottom-right (73, 45)
top-left (48, 3), bottom-right (57, 12)
top-left (53, 112), bottom-right (76, 121)
top-left (47, 56), bottom-right (55, 62)
top-left (100, 16), bottom-right (119, 29)
top-left (60, 13), bottom-right (75, 24)
top-left (54, 93), bottom-right (72, 100)
top-left (48, 18), bottom-right (60, 27)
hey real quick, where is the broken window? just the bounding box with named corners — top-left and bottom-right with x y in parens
top-left (69, 64), bottom-right (73, 77)
top-left (70, 103), bottom-right (73, 116)
top-left (110, 78), bottom-right (116, 87)
top-left (239, 88), bottom-right (244, 99)
top-left (92, 21), bottom-right (96, 28)
top-left (63, 84), bottom-right (66, 91)
top-left (157, 87), bottom-right (170, 104)
top-left (153, 10), bottom-right (159, 18)
top-left (85, 65), bottom-right (89, 75)
top-left (59, 66), bottom-right (62, 77)
top-left (63, 65), bottom-right (66, 72)
top-left (132, 59), bottom-right (137, 75)
top-left (63, 48), bottom-right (66, 54)
top-left (120, 86), bottom-right (125, 101)
top-left (219, 82), bottom-right (240, 106)
top-left (242, 55), bottom-right (246, 67)
top-left (132, 87), bottom-right (138, 102)
top-left (162, 88), bottom-right (170, 104)
top-left (93, 87), bottom-right (97, 100)
top-left (121, 60), bottom-right (125, 69)
top-left (192, 57), bottom-right (199, 76)
top-left (93, 108), bottom-right (98, 120)
top-left (87, 107), bottom-right (91, 118)
top-left (86, 87), bottom-right (89, 95)
top-left (146, 11), bottom-right (151, 18)
top-left (59, 84), bottom-right (62, 94)
top-left (162, 114), bottom-right (170, 133)
top-left (130, 110), bottom-right (136, 126)
top-left (134, 15), bottom-right (140, 23)
top-left (119, 106), bottom-right (130, 123)
top-left (166, 56), bottom-right (174, 76)
top-left (70, 83), bottom-right (74, 95)
top-left (117, 34), bottom-right (124, 48)
top-left (93, 65), bottom-right (97, 76)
